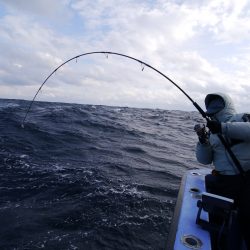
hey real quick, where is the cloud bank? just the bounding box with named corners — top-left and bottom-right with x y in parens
top-left (0, 0), bottom-right (250, 111)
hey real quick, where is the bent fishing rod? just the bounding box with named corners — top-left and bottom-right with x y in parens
top-left (21, 51), bottom-right (245, 177)
top-left (21, 51), bottom-right (206, 126)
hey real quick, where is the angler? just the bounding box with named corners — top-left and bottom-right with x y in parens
top-left (195, 93), bottom-right (250, 249)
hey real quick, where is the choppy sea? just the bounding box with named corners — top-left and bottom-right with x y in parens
top-left (0, 98), bottom-right (205, 250)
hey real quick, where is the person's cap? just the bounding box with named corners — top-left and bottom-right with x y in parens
top-left (205, 95), bottom-right (225, 115)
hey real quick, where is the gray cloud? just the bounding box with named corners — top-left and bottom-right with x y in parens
top-left (0, 0), bottom-right (250, 111)
top-left (0, 0), bottom-right (72, 21)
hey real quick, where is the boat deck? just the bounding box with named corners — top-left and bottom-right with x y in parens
top-left (167, 168), bottom-right (211, 250)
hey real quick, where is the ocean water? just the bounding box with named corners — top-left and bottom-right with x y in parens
top-left (0, 98), bottom-right (205, 250)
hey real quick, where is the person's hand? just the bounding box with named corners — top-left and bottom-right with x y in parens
top-left (211, 169), bottom-right (220, 176)
top-left (206, 120), bottom-right (221, 134)
top-left (194, 124), bottom-right (209, 144)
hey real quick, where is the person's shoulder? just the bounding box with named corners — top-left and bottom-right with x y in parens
top-left (232, 113), bottom-right (250, 122)
top-left (242, 113), bottom-right (250, 122)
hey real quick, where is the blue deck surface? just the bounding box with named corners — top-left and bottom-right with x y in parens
top-left (173, 168), bottom-right (211, 250)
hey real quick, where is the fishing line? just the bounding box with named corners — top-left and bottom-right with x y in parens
top-left (21, 51), bottom-right (206, 127)
top-left (21, 51), bottom-right (245, 178)
top-left (21, 51), bottom-right (245, 177)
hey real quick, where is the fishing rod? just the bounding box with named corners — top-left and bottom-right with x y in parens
top-left (21, 51), bottom-right (245, 177)
top-left (21, 51), bottom-right (207, 126)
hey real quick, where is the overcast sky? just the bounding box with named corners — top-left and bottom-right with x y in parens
top-left (0, 0), bottom-right (250, 111)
